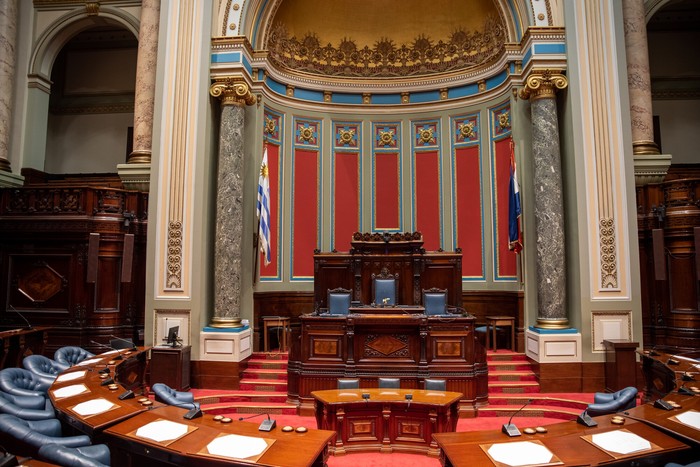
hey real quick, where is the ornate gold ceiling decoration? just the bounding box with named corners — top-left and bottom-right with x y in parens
top-left (266, 14), bottom-right (506, 78)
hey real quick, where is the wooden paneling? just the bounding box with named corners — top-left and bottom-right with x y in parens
top-left (191, 360), bottom-right (244, 390)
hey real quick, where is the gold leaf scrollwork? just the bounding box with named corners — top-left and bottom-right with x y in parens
top-left (419, 128), bottom-right (434, 144)
top-left (458, 122), bottom-right (475, 140)
top-left (599, 217), bottom-right (618, 288)
top-left (209, 79), bottom-right (256, 106)
top-left (378, 130), bottom-right (395, 146)
top-left (498, 111), bottom-right (511, 131)
top-left (338, 129), bottom-right (355, 145)
top-left (264, 116), bottom-right (276, 136)
top-left (519, 69), bottom-right (568, 101)
top-left (299, 127), bottom-right (314, 143)
top-left (167, 221), bottom-right (183, 289)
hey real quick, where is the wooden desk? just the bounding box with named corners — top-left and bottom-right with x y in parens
top-left (485, 316), bottom-right (515, 351)
top-left (263, 316), bottom-right (290, 352)
top-left (49, 347), bottom-right (150, 436)
top-left (104, 405), bottom-right (335, 467)
top-left (623, 392), bottom-right (700, 447)
top-left (603, 339), bottom-right (638, 392)
top-left (639, 349), bottom-right (700, 401)
top-left (0, 326), bottom-right (50, 369)
top-left (312, 388), bottom-right (461, 456)
top-left (433, 415), bottom-right (690, 467)
top-left (150, 345), bottom-right (191, 391)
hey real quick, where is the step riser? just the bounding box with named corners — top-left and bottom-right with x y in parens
top-left (488, 374), bottom-right (537, 382)
top-left (204, 407), bottom-right (297, 416)
top-left (242, 372), bottom-right (288, 381)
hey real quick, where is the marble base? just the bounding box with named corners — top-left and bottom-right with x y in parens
top-left (199, 327), bottom-right (252, 362)
top-left (0, 170), bottom-right (24, 188)
top-left (117, 163), bottom-right (151, 192)
top-left (633, 153), bottom-right (672, 186)
top-left (525, 327), bottom-right (582, 363)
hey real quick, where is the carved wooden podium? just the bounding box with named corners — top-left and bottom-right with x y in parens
top-left (288, 232), bottom-right (487, 416)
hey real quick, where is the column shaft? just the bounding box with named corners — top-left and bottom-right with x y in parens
top-left (0, 0), bottom-right (18, 172)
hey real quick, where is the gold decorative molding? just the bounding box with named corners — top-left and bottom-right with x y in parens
top-left (85, 2), bottom-right (99, 15)
top-left (519, 69), bottom-right (568, 101)
top-left (167, 221), bottom-right (183, 289)
top-left (209, 79), bottom-right (256, 106)
top-left (599, 217), bottom-right (617, 289)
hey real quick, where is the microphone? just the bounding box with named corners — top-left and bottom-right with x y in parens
top-left (576, 409), bottom-right (597, 427)
top-left (238, 412), bottom-right (276, 431)
top-left (362, 392), bottom-right (370, 402)
top-left (405, 393), bottom-right (412, 411)
top-left (109, 335), bottom-right (137, 350)
top-left (8, 305), bottom-right (32, 329)
top-left (89, 340), bottom-right (126, 361)
top-left (502, 399), bottom-right (533, 437)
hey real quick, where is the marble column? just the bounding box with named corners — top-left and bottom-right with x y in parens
top-left (208, 79), bottom-right (257, 328)
top-left (622, 0), bottom-right (659, 156)
top-left (128, 0), bottom-right (160, 164)
top-left (520, 70), bottom-right (569, 329)
top-left (0, 0), bottom-right (17, 173)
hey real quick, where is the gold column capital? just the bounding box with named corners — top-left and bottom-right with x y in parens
top-left (210, 78), bottom-right (256, 106)
top-left (519, 69), bottom-right (568, 101)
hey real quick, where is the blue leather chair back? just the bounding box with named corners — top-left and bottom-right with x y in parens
top-left (586, 386), bottom-right (638, 416)
top-left (328, 288), bottom-right (351, 315)
top-left (39, 443), bottom-right (111, 467)
top-left (0, 391), bottom-right (55, 420)
top-left (424, 378), bottom-right (447, 391)
top-left (0, 414), bottom-right (91, 457)
top-left (0, 368), bottom-right (51, 397)
top-left (152, 383), bottom-right (199, 410)
top-left (54, 346), bottom-right (95, 367)
top-left (24, 355), bottom-right (69, 380)
top-left (378, 377), bottom-right (400, 388)
top-left (374, 278), bottom-right (396, 305)
top-left (423, 289), bottom-right (447, 316)
top-left (337, 378), bottom-right (359, 389)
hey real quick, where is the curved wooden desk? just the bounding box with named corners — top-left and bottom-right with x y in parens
top-left (49, 348), bottom-right (335, 467)
top-left (312, 388), bottom-right (461, 456)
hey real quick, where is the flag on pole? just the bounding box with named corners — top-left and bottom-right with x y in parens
top-left (508, 137), bottom-right (523, 253)
top-left (257, 146), bottom-right (272, 266)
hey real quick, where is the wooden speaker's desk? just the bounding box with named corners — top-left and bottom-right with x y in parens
top-left (312, 388), bottom-right (461, 456)
top-left (433, 416), bottom-right (690, 467)
top-left (104, 405), bottom-right (335, 467)
top-left (49, 347), bottom-right (149, 436)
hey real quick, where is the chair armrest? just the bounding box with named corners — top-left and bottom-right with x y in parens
top-left (593, 392), bottom-right (615, 404)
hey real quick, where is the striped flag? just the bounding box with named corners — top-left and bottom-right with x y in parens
top-left (508, 137), bottom-right (522, 253)
top-left (257, 146), bottom-right (271, 265)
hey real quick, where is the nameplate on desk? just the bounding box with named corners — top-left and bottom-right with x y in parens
top-left (56, 370), bottom-right (87, 382)
top-left (52, 383), bottom-right (89, 399)
top-left (196, 433), bottom-right (274, 463)
top-left (71, 398), bottom-right (117, 417)
top-left (132, 419), bottom-right (197, 446)
top-left (581, 429), bottom-right (662, 459)
top-left (481, 440), bottom-right (562, 467)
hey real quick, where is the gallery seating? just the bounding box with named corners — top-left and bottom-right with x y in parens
top-left (152, 382), bottom-right (199, 410)
top-left (54, 346), bottom-right (95, 367)
top-left (23, 355), bottom-right (69, 384)
top-left (585, 386), bottom-right (638, 416)
top-left (38, 443), bottom-right (111, 467)
top-left (0, 391), bottom-right (55, 420)
top-left (378, 377), bottom-right (400, 388)
top-left (337, 378), bottom-right (360, 389)
top-left (0, 414), bottom-right (93, 457)
top-left (0, 368), bottom-right (51, 397)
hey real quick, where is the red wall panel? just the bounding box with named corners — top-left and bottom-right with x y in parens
top-left (415, 151), bottom-right (441, 250)
top-left (333, 152), bottom-right (360, 251)
top-left (292, 149), bottom-right (319, 278)
top-left (454, 146), bottom-right (483, 278)
top-left (374, 153), bottom-right (400, 230)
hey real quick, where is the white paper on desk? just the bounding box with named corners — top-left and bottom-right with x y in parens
top-left (675, 410), bottom-right (700, 430)
top-left (72, 398), bottom-right (116, 416)
top-left (487, 441), bottom-right (554, 466)
top-left (207, 434), bottom-right (268, 459)
top-left (136, 420), bottom-right (189, 443)
top-left (52, 384), bottom-right (89, 399)
top-left (56, 370), bottom-right (86, 382)
top-left (77, 358), bottom-right (103, 366)
top-left (591, 431), bottom-right (651, 454)
top-left (338, 392), bottom-right (359, 397)
top-left (671, 355), bottom-right (699, 363)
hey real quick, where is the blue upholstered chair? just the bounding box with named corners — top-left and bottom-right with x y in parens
top-left (424, 378), bottom-right (447, 391)
top-left (372, 270), bottom-right (397, 306)
top-left (327, 288), bottom-right (351, 315)
top-left (38, 443), bottom-right (111, 467)
top-left (0, 368), bottom-right (51, 397)
top-left (0, 391), bottom-right (46, 410)
top-left (0, 414), bottom-right (92, 457)
top-left (152, 383), bottom-right (200, 410)
top-left (337, 378), bottom-right (360, 389)
top-left (585, 386), bottom-right (638, 417)
top-left (378, 377), bottom-right (400, 388)
top-left (0, 391), bottom-right (55, 420)
top-left (54, 346), bottom-right (95, 367)
top-left (423, 288), bottom-right (448, 316)
top-left (665, 461), bottom-right (700, 467)
top-left (24, 354), bottom-right (69, 384)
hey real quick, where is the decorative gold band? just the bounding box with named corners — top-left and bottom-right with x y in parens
top-left (534, 318), bottom-right (570, 330)
top-left (633, 140), bottom-right (660, 156)
top-left (208, 317), bottom-right (245, 329)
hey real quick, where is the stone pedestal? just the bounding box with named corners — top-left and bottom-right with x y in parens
top-left (525, 327), bottom-right (581, 363)
top-left (199, 326), bottom-right (252, 362)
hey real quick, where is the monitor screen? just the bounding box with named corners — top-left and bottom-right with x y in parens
top-left (166, 326), bottom-right (179, 347)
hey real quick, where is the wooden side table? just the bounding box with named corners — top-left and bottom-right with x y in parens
top-left (262, 316), bottom-right (290, 352)
top-left (485, 316), bottom-right (515, 351)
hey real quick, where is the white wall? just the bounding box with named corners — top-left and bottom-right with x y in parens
top-left (653, 100), bottom-right (700, 164)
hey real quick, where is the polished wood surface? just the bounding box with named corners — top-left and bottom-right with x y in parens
top-left (105, 405), bottom-right (334, 467)
top-left (0, 326), bottom-right (49, 369)
top-left (638, 349), bottom-right (700, 401)
top-left (312, 388), bottom-right (461, 456)
top-left (623, 392), bottom-right (700, 447)
top-left (434, 415), bottom-right (690, 467)
top-left (288, 313), bottom-right (487, 416)
top-left (49, 347), bottom-right (149, 436)
top-left (150, 345), bottom-right (191, 391)
top-left (603, 339), bottom-right (639, 392)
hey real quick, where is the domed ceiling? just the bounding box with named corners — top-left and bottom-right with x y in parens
top-left (266, 0), bottom-right (506, 79)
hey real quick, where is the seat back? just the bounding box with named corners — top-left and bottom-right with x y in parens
top-left (424, 378), bottom-right (447, 391)
top-left (54, 346), bottom-right (95, 366)
top-left (39, 444), bottom-right (111, 467)
top-left (586, 386), bottom-right (638, 416)
top-left (423, 288), bottom-right (447, 316)
top-left (378, 377), bottom-right (400, 388)
top-left (152, 383), bottom-right (195, 407)
top-left (327, 288), bottom-right (351, 315)
top-left (24, 355), bottom-right (68, 379)
top-left (0, 368), bottom-right (50, 397)
top-left (0, 414), bottom-right (90, 457)
top-left (372, 269), bottom-right (398, 306)
top-left (337, 378), bottom-right (360, 389)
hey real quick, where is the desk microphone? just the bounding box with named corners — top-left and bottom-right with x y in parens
top-left (8, 305), bottom-right (32, 329)
top-left (405, 393), bottom-right (412, 411)
top-left (502, 399), bottom-right (533, 437)
top-left (362, 393), bottom-right (370, 402)
top-left (146, 400), bottom-right (202, 419)
top-left (238, 412), bottom-right (276, 431)
top-left (576, 409), bottom-right (597, 427)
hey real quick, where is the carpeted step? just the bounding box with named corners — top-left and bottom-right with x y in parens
top-left (195, 391), bottom-right (289, 405)
top-left (251, 351), bottom-right (289, 361)
top-left (488, 370), bottom-right (537, 382)
top-left (239, 378), bottom-right (288, 392)
top-left (478, 404), bottom-right (580, 421)
top-left (487, 351), bottom-right (528, 362)
top-left (247, 358), bottom-right (288, 370)
top-left (488, 394), bottom-right (590, 411)
top-left (202, 401), bottom-right (297, 416)
top-left (487, 360), bottom-right (533, 371)
top-left (242, 368), bottom-right (288, 380)
top-left (488, 381), bottom-right (541, 393)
